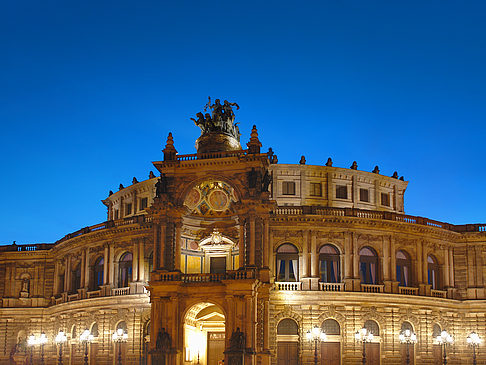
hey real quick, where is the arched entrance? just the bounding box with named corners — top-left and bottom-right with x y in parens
top-left (184, 302), bottom-right (226, 365)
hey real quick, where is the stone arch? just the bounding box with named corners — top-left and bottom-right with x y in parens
top-left (176, 175), bottom-right (243, 207)
top-left (318, 243), bottom-right (342, 254)
top-left (360, 307), bottom-right (386, 334)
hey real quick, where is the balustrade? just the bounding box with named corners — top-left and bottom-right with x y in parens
top-left (431, 289), bottom-right (447, 298)
top-left (399, 286), bottom-right (418, 295)
top-left (112, 287), bottom-right (130, 296)
top-left (275, 282), bottom-right (302, 291)
top-left (361, 284), bottom-right (384, 293)
top-left (319, 282), bottom-right (344, 292)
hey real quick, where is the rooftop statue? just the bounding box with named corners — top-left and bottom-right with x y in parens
top-left (191, 97), bottom-right (241, 141)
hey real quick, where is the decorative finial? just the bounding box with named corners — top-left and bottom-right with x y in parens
top-left (325, 158), bottom-right (333, 167)
top-left (132, 177), bottom-right (138, 184)
top-left (372, 166), bottom-right (380, 173)
top-left (271, 155), bottom-right (278, 164)
top-left (267, 148), bottom-right (274, 161)
top-left (163, 132), bottom-right (177, 161)
top-left (392, 171), bottom-right (398, 178)
top-left (109, 190), bottom-right (114, 196)
top-left (119, 184), bottom-right (124, 190)
top-left (300, 156), bottom-right (306, 164)
top-left (399, 176), bottom-right (404, 181)
top-left (247, 125), bottom-right (262, 154)
top-left (149, 171), bottom-right (156, 179)
top-left (350, 161), bottom-right (358, 170)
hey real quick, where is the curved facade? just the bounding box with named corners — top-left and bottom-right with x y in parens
top-left (1, 117), bottom-right (486, 365)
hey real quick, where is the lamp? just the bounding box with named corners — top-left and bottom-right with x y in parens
top-left (436, 330), bottom-right (453, 365)
top-left (467, 332), bottom-right (481, 365)
top-left (27, 334), bottom-right (37, 365)
top-left (306, 325), bottom-right (327, 365)
top-left (355, 328), bottom-right (374, 365)
top-left (38, 332), bottom-right (48, 365)
top-left (80, 329), bottom-right (94, 365)
top-left (399, 329), bottom-right (417, 365)
top-left (55, 331), bottom-right (67, 365)
top-left (112, 328), bottom-right (128, 365)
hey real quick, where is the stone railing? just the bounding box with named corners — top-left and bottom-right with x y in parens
top-left (275, 282), bottom-right (302, 291)
top-left (399, 286), bottom-right (418, 295)
top-left (271, 206), bottom-right (486, 233)
top-left (112, 287), bottom-right (130, 296)
top-left (431, 289), bottom-right (447, 298)
top-left (361, 284), bottom-right (384, 293)
top-left (67, 293), bottom-right (79, 302)
top-left (175, 149), bottom-right (249, 161)
top-left (156, 269), bottom-right (256, 283)
top-left (319, 282), bottom-right (344, 292)
top-left (87, 290), bottom-right (101, 298)
top-left (0, 243), bottom-right (55, 252)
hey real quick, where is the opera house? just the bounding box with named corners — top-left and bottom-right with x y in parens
top-left (1, 99), bottom-right (485, 364)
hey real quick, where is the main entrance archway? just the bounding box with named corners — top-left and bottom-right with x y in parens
top-left (184, 302), bottom-right (226, 365)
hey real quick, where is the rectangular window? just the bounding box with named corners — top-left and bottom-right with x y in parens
top-left (126, 203), bottom-right (132, 215)
top-left (114, 210), bottom-right (119, 220)
top-left (360, 188), bottom-right (369, 202)
top-left (282, 181), bottom-right (296, 195)
top-left (381, 192), bottom-right (390, 206)
top-left (310, 182), bottom-right (322, 197)
top-left (140, 197), bottom-right (148, 210)
top-left (335, 185), bottom-right (348, 199)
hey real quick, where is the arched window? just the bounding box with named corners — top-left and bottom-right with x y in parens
top-left (276, 244), bottom-right (299, 282)
top-left (277, 319), bottom-right (299, 335)
top-left (396, 250), bottom-right (411, 287)
top-left (428, 255), bottom-right (439, 289)
top-left (71, 264), bottom-right (81, 293)
top-left (401, 321), bottom-right (413, 333)
top-left (116, 321), bottom-right (127, 332)
top-left (72, 325), bottom-right (77, 340)
top-left (319, 245), bottom-right (340, 283)
top-left (118, 253), bottom-right (133, 288)
top-left (322, 319), bottom-right (340, 335)
top-left (432, 324), bottom-right (441, 338)
top-left (91, 323), bottom-right (99, 337)
top-left (364, 320), bottom-right (379, 336)
top-left (359, 247), bottom-right (378, 284)
top-left (92, 257), bottom-right (104, 291)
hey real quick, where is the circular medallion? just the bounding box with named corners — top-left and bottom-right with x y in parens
top-left (184, 188), bottom-right (201, 210)
top-left (208, 190), bottom-right (229, 211)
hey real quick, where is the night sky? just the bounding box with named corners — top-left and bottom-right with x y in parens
top-left (1, 1), bottom-right (485, 244)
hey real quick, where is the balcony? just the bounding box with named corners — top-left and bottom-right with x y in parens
top-left (431, 289), bottom-right (447, 298)
top-left (156, 268), bottom-right (256, 282)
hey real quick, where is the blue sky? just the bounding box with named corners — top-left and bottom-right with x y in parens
top-left (1, 1), bottom-right (485, 243)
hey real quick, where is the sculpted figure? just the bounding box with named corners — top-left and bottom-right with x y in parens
top-left (229, 327), bottom-right (245, 350)
top-left (223, 100), bottom-right (239, 121)
top-left (262, 171), bottom-right (272, 192)
top-left (155, 174), bottom-right (168, 197)
top-left (191, 112), bottom-right (206, 132)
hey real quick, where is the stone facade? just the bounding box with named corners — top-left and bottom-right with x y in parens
top-left (1, 121), bottom-right (485, 365)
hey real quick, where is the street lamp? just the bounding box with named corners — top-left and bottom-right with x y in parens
top-left (399, 329), bottom-right (417, 365)
top-left (355, 328), bottom-right (374, 365)
top-left (467, 332), bottom-right (482, 365)
top-left (38, 332), bottom-right (48, 365)
top-left (112, 328), bottom-right (128, 365)
top-left (55, 331), bottom-right (67, 365)
top-left (80, 329), bottom-right (94, 365)
top-left (306, 325), bottom-right (327, 365)
top-left (27, 334), bottom-right (37, 365)
top-left (436, 330), bottom-right (453, 365)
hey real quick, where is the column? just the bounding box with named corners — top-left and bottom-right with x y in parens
top-left (443, 247), bottom-right (450, 288)
top-left (103, 245), bottom-right (109, 285)
top-left (249, 215), bottom-right (256, 266)
top-left (262, 218), bottom-right (270, 268)
top-left (390, 236), bottom-right (397, 282)
top-left (302, 230), bottom-right (309, 277)
top-left (449, 248), bottom-right (454, 287)
top-left (132, 240), bottom-right (139, 281)
top-left (239, 219), bottom-right (245, 268)
top-left (64, 256), bottom-right (71, 292)
top-left (309, 231), bottom-right (317, 277)
top-left (139, 239), bottom-right (145, 282)
top-left (84, 248), bottom-right (90, 289)
top-left (383, 236), bottom-right (390, 281)
top-left (344, 233), bottom-right (352, 279)
top-left (109, 243), bottom-right (115, 286)
top-left (175, 221), bottom-right (182, 271)
top-left (416, 241), bottom-right (423, 284)
top-left (80, 251), bottom-right (86, 288)
top-left (352, 233), bottom-right (359, 279)
top-left (268, 230), bottom-right (274, 275)
top-left (53, 261), bottom-right (59, 295)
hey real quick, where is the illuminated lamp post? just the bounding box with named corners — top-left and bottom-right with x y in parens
top-left (80, 329), bottom-right (94, 365)
top-left (306, 325), bottom-right (327, 365)
top-left (38, 332), bottom-right (48, 365)
top-left (355, 328), bottom-right (374, 365)
top-left (27, 334), bottom-right (37, 365)
top-left (399, 329), bottom-right (417, 365)
top-left (55, 331), bottom-right (67, 365)
top-left (112, 328), bottom-right (128, 365)
top-left (436, 330), bottom-right (453, 365)
top-left (467, 332), bottom-right (482, 365)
